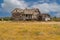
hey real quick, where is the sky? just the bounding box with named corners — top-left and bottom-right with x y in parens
top-left (0, 0), bottom-right (60, 17)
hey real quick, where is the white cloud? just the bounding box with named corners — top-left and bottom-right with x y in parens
top-left (1, 0), bottom-right (60, 17)
top-left (1, 0), bottom-right (28, 12)
top-left (38, 0), bottom-right (56, 3)
top-left (31, 2), bottom-right (60, 14)
top-left (31, 3), bottom-right (50, 13)
top-left (1, 0), bottom-right (59, 13)
top-left (32, 3), bottom-right (59, 12)
top-left (31, 2), bottom-right (60, 17)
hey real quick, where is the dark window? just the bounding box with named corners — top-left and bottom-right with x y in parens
top-left (26, 14), bottom-right (28, 17)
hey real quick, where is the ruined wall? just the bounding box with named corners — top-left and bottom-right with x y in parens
top-left (11, 8), bottom-right (42, 21)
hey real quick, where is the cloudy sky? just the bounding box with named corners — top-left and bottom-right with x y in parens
top-left (0, 0), bottom-right (60, 17)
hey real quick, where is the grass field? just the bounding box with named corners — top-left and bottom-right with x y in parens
top-left (0, 21), bottom-right (60, 40)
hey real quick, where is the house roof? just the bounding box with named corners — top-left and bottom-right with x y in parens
top-left (41, 13), bottom-right (50, 17)
top-left (11, 8), bottom-right (23, 13)
top-left (11, 8), bottom-right (40, 14)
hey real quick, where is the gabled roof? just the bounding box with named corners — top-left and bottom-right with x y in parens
top-left (11, 8), bottom-right (23, 13)
top-left (11, 8), bottom-right (41, 14)
top-left (41, 13), bottom-right (50, 17)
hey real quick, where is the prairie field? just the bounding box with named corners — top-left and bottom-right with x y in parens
top-left (0, 21), bottom-right (60, 40)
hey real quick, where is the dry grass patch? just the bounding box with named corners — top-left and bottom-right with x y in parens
top-left (0, 21), bottom-right (60, 40)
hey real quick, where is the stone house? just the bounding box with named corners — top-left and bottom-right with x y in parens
top-left (11, 8), bottom-right (50, 21)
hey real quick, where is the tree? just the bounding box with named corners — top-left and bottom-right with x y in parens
top-left (52, 16), bottom-right (60, 21)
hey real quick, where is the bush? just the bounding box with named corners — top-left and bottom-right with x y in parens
top-left (52, 17), bottom-right (60, 21)
top-left (1, 17), bottom-right (13, 21)
top-left (3, 17), bottom-right (10, 21)
top-left (0, 18), bottom-right (2, 21)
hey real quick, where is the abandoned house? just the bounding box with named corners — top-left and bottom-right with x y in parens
top-left (11, 8), bottom-right (51, 21)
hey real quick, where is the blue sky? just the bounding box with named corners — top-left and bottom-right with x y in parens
top-left (0, 0), bottom-right (60, 17)
top-left (0, 0), bottom-right (3, 3)
top-left (0, 0), bottom-right (3, 8)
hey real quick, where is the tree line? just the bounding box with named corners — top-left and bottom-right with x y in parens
top-left (0, 16), bottom-right (60, 21)
top-left (0, 17), bottom-right (13, 21)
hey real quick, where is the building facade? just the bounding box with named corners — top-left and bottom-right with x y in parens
top-left (11, 8), bottom-right (50, 21)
